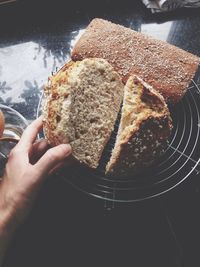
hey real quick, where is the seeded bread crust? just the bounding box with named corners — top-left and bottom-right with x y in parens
top-left (72, 18), bottom-right (200, 104)
top-left (106, 76), bottom-right (172, 176)
top-left (42, 58), bottom-right (124, 169)
top-left (0, 110), bottom-right (5, 138)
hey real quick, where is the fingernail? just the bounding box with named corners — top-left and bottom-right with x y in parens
top-left (60, 144), bottom-right (72, 156)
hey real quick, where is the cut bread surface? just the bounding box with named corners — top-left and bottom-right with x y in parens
top-left (43, 58), bottom-right (124, 168)
top-left (106, 75), bottom-right (172, 176)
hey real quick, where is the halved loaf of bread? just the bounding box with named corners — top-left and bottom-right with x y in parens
top-left (106, 75), bottom-right (173, 176)
top-left (42, 58), bottom-right (124, 168)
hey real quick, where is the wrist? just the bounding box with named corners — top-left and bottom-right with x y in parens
top-left (0, 198), bottom-right (17, 238)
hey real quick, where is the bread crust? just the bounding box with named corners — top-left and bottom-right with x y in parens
top-left (0, 110), bottom-right (5, 138)
top-left (106, 75), bottom-right (172, 176)
top-left (72, 18), bottom-right (200, 104)
top-left (42, 60), bottom-right (75, 146)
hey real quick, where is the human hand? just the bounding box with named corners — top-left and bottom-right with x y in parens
top-left (0, 116), bottom-right (71, 235)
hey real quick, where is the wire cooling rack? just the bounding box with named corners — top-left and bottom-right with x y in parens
top-left (37, 69), bottom-right (200, 202)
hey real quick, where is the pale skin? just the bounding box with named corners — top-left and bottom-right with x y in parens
top-left (0, 117), bottom-right (72, 265)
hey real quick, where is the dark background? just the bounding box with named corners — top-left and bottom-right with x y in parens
top-left (1, 0), bottom-right (200, 266)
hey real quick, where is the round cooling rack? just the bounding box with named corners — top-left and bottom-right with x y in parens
top-left (37, 76), bottom-right (200, 202)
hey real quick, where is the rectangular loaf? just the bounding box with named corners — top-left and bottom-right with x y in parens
top-left (72, 18), bottom-right (200, 103)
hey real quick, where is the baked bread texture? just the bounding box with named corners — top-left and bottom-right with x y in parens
top-left (42, 58), bottom-right (124, 168)
top-left (106, 75), bottom-right (172, 176)
top-left (72, 18), bottom-right (200, 104)
top-left (0, 110), bottom-right (5, 138)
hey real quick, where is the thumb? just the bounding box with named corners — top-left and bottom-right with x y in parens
top-left (34, 144), bottom-right (72, 177)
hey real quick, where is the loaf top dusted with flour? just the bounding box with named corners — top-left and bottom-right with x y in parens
top-left (72, 18), bottom-right (200, 104)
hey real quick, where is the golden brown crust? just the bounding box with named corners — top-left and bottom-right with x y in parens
top-left (0, 110), bottom-right (5, 138)
top-left (106, 75), bottom-right (172, 176)
top-left (72, 18), bottom-right (200, 104)
top-left (42, 60), bottom-right (76, 146)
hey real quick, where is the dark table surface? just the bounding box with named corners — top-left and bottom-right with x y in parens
top-left (1, 0), bottom-right (200, 266)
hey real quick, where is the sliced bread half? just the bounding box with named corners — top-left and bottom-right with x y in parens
top-left (106, 75), bottom-right (173, 176)
top-left (42, 58), bottom-right (124, 168)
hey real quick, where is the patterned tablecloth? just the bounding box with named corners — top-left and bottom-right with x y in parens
top-left (142, 0), bottom-right (200, 12)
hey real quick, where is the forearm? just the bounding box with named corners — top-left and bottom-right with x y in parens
top-left (0, 185), bottom-right (20, 266)
top-left (0, 211), bottom-right (15, 266)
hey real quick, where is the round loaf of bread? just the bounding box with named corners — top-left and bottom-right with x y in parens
top-left (42, 58), bottom-right (124, 169)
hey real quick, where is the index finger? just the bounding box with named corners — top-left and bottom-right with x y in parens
top-left (17, 116), bottom-right (43, 150)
